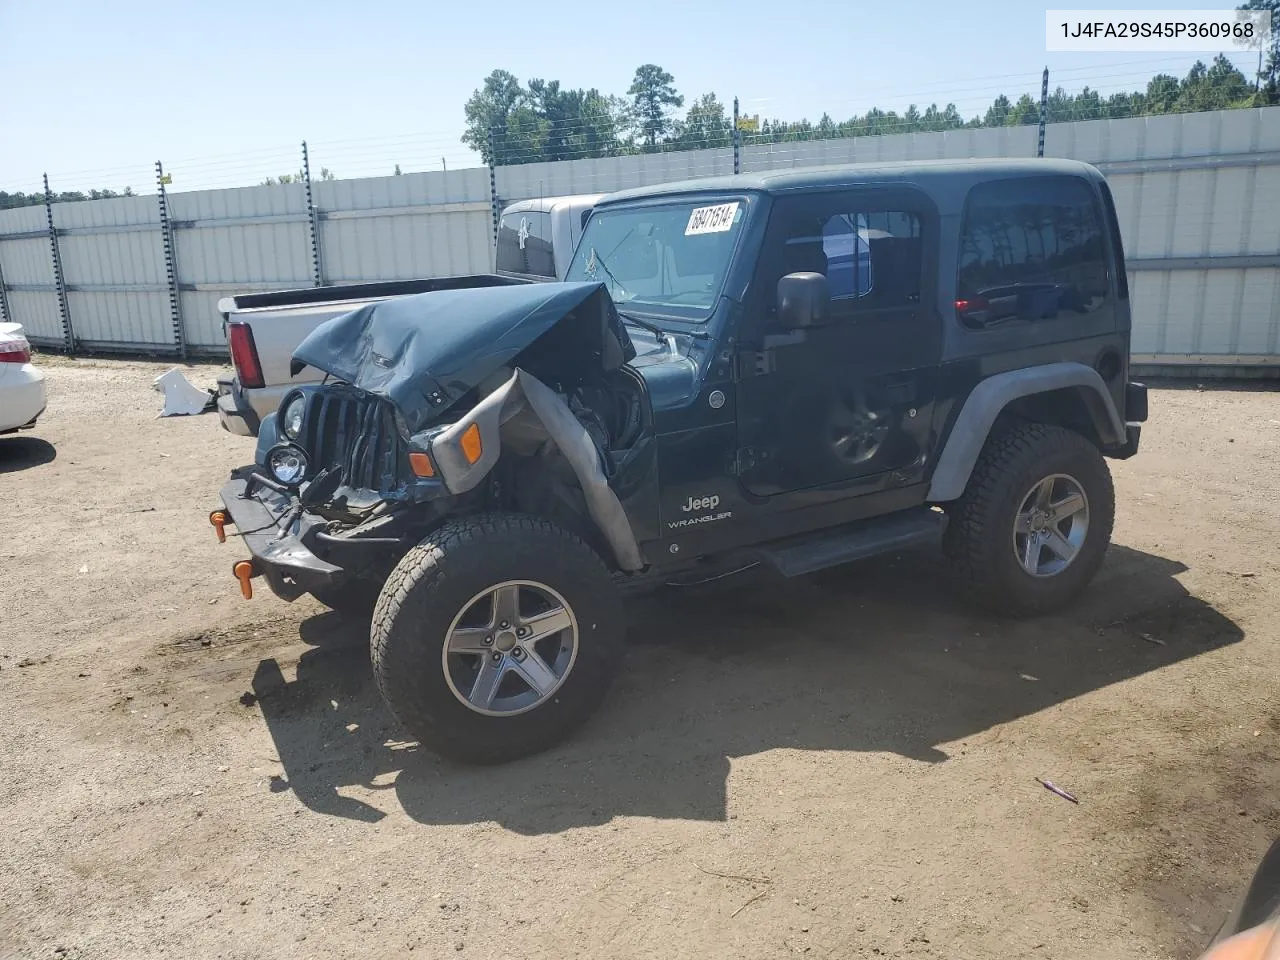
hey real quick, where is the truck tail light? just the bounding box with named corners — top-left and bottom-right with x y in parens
top-left (228, 322), bottom-right (264, 389)
top-left (0, 337), bottom-right (31, 364)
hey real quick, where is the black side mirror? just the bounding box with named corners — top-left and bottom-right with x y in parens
top-left (777, 272), bottom-right (831, 328)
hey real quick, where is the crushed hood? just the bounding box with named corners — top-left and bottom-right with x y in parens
top-left (291, 282), bottom-right (635, 433)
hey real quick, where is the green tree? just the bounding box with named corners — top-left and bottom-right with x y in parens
top-left (673, 93), bottom-right (731, 150)
top-left (1237, 0), bottom-right (1279, 102)
top-left (1006, 93), bottom-right (1040, 125)
top-left (627, 64), bottom-right (683, 150)
top-left (461, 69), bottom-right (528, 164)
top-left (1176, 55), bottom-right (1254, 110)
top-left (1145, 73), bottom-right (1181, 113)
top-left (984, 95), bottom-right (1012, 126)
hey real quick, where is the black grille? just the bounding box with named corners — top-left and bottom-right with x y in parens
top-left (301, 388), bottom-right (407, 493)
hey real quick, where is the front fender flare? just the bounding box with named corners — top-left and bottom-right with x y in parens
top-left (426, 368), bottom-right (645, 572)
top-left (927, 362), bottom-right (1125, 502)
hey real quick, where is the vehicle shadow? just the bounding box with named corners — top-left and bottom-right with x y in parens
top-left (0, 437), bottom-right (56, 473)
top-left (250, 543), bottom-right (1242, 831)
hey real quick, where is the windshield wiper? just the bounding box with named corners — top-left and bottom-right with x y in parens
top-left (617, 309), bottom-right (711, 342)
top-left (617, 310), bottom-right (666, 339)
top-left (586, 246), bottom-right (632, 301)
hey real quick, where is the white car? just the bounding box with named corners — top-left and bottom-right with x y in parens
top-left (0, 323), bottom-right (47, 434)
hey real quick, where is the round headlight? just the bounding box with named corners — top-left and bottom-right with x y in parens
top-left (266, 443), bottom-right (309, 486)
top-left (280, 392), bottom-right (306, 440)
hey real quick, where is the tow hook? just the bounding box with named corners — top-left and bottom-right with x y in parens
top-left (209, 510), bottom-right (230, 543)
top-left (232, 560), bottom-right (257, 600)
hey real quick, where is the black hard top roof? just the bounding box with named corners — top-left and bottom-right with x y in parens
top-left (598, 157), bottom-right (1105, 214)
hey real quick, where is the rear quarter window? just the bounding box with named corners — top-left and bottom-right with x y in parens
top-left (497, 210), bottom-right (555, 278)
top-left (956, 176), bottom-right (1109, 328)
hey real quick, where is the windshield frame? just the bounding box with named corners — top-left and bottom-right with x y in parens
top-left (566, 194), bottom-right (756, 325)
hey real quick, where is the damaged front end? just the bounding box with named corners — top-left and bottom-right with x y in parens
top-left (216, 281), bottom-right (655, 602)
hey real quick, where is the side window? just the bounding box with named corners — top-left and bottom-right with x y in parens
top-left (774, 206), bottom-right (922, 315)
top-left (956, 177), bottom-right (1108, 327)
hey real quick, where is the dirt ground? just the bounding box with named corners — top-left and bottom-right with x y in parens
top-left (1, 357), bottom-right (1277, 960)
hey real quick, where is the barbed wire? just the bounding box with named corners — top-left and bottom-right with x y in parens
top-left (3, 53), bottom-right (1268, 198)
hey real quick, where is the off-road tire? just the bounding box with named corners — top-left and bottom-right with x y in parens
top-left (370, 513), bottom-right (624, 764)
top-left (943, 420), bottom-right (1115, 616)
top-left (310, 579), bottom-right (382, 619)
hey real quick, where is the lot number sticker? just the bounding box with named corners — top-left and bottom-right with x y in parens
top-left (685, 202), bottom-right (740, 236)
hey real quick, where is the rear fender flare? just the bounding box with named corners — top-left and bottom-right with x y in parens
top-left (927, 362), bottom-right (1125, 502)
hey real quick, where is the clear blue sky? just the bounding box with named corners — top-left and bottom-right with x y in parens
top-left (0, 0), bottom-right (1263, 193)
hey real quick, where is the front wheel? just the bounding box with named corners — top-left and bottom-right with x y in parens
top-left (370, 514), bottom-right (624, 763)
top-left (943, 421), bottom-right (1115, 616)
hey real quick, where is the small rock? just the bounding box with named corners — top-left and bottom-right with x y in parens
top-left (217, 765), bottom-right (229, 773)
top-left (200, 638), bottom-right (213, 647)
top-left (1238, 809), bottom-right (1248, 817)
top-left (208, 598), bottom-right (219, 604)
top-left (193, 790), bottom-right (203, 796)
top-left (891, 895), bottom-right (904, 903)
top-left (801, 926), bottom-right (809, 933)
top-left (455, 943), bottom-right (465, 952)
top-left (78, 565), bottom-right (89, 574)
top-left (239, 692), bottom-right (257, 707)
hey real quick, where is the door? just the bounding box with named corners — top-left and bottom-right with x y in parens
top-left (734, 189), bottom-right (941, 498)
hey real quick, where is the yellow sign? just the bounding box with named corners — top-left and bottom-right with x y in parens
top-left (736, 115), bottom-right (760, 132)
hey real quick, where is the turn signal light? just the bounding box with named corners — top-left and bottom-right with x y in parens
top-left (232, 560), bottom-right (256, 600)
top-left (408, 451), bottom-right (435, 477)
top-left (209, 510), bottom-right (228, 543)
top-left (460, 423), bottom-right (483, 465)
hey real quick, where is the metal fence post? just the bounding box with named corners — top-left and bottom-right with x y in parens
top-left (1037, 67), bottom-right (1049, 158)
top-left (0, 248), bottom-right (11, 327)
top-left (301, 140), bottom-right (324, 286)
top-left (733, 96), bottom-right (741, 175)
top-left (155, 161), bottom-right (186, 359)
top-left (488, 126), bottom-right (500, 247)
top-left (42, 173), bottom-right (75, 353)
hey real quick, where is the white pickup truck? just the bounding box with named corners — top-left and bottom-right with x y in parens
top-left (216, 193), bottom-right (601, 437)
top-left (216, 276), bottom-right (521, 436)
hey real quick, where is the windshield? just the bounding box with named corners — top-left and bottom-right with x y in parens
top-left (564, 199), bottom-right (746, 321)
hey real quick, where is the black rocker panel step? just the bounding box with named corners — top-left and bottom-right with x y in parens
top-left (758, 507), bottom-right (945, 579)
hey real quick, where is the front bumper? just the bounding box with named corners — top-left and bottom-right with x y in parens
top-left (219, 472), bottom-right (345, 600)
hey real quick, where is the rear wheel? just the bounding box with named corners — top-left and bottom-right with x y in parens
top-left (943, 421), bottom-right (1115, 616)
top-left (370, 514), bottom-right (623, 763)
